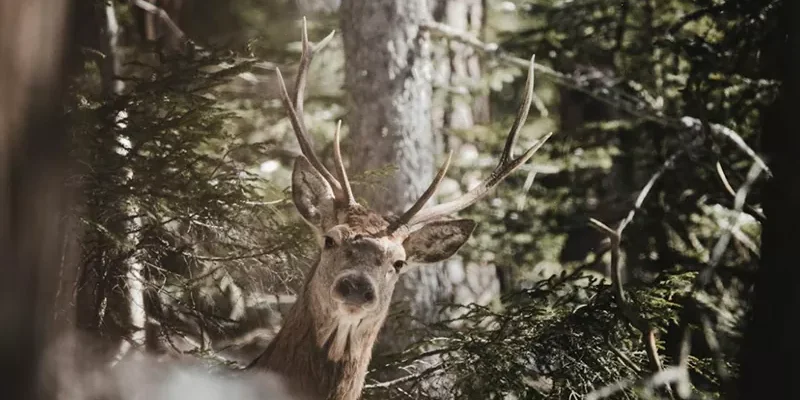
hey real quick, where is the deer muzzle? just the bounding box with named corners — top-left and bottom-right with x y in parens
top-left (332, 272), bottom-right (377, 311)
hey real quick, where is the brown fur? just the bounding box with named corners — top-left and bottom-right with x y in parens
top-left (247, 159), bottom-right (476, 400)
top-left (248, 207), bottom-right (394, 400)
top-left (249, 288), bottom-right (385, 400)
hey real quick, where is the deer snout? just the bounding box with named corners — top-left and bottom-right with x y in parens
top-left (332, 273), bottom-right (377, 309)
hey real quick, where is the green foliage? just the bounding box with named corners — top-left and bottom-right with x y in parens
top-left (363, 0), bottom-right (776, 397)
top-left (365, 270), bottom-right (708, 399)
top-left (68, 37), bottom-right (310, 355)
top-left (65, 0), bottom-right (776, 397)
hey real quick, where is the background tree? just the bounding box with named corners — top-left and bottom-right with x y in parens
top-left (340, 0), bottom-right (510, 370)
top-left (340, 0), bottom-right (439, 359)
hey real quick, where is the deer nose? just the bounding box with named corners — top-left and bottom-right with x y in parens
top-left (333, 274), bottom-right (376, 307)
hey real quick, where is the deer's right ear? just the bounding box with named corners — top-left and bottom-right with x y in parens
top-left (292, 156), bottom-right (336, 230)
top-left (403, 219), bottom-right (477, 264)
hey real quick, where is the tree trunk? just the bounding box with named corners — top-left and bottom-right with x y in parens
top-left (340, 0), bottom-right (437, 354)
top-left (341, 2), bottom-right (498, 394)
top-left (736, 0), bottom-right (800, 398)
top-left (429, 0), bottom-right (499, 311)
top-left (72, 0), bottom-right (148, 366)
top-left (0, 1), bottom-right (75, 398)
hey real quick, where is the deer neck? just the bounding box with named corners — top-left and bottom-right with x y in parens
top-left (250, 282), bottom-right (386, 400)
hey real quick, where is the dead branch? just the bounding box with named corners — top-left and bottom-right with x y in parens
top-left (589, 144), bottom-right (764, 398)
top-left (588, 217), bottom-right (665, 375)
top-left (586, 145), bottom-right (699, 390)
top-left (364, 363), bottom-right (445, 389)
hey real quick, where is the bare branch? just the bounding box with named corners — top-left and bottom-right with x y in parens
top-left (364, 363), bottom-right (445, 389)
top-left (715, 161), bottom-right (737, 197)
top-left (617, 145), bottom-right (690, 233)
top-left (130, 0), bottom-right (187, 44)
top-left (586, 149), bottom-right (695, 379)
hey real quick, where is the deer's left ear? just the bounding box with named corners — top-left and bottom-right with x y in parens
top-left (402, 219), bottom-right (477, 264)
top-left (292, 156), bottom-right (336, 231)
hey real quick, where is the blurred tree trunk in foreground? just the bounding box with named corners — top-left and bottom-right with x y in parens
top-left (737, 0), bottom-right (800, 398)
top-left (0, 1), bottom-right (76, 399)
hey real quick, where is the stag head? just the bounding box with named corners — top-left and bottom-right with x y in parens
top-left (277, 20), bottom-right (551, 362)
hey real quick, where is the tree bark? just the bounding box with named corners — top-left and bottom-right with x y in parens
top-left (341, 2), bottom-right (498, 393)
top-left (341, 0), bottom-right (439, 355)
top-left (0, 1), bottom-right (75, 398)
top-left (429, 0), bottom-right (500, 311)
top-left (736, 0), bottom-right (800, 398)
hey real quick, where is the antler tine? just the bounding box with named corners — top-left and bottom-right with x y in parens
top-left (386, 151), bottom-right (453, 233)
top-left (333, 120), bottom-right (355, 206)
top-left (275, 68), bottom-right (341, 193)
top-left (396, 55), bottom-right (552, 230)
top-left (294, 17), bottom-right (311, 115)
top-left (406, 132), bottom-right (552, 229)
top-left (276, 19), bottom-right (343, 195)
top-left (500, 55), bottom-right (535, 165)
top-left (294, 18), bottom-right (336, 117)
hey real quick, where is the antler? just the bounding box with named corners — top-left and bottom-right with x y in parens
top-left (275, 18), bottom-right (355, 205)
top-left (332, 120), bottom-right (355, 206)
top-left (387, 55), bottom-right (553, 233)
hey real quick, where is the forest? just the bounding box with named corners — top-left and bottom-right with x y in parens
top-left (1, 0), bottom-right (798, 399)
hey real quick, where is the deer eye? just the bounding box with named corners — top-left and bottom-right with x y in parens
top-left (393, 260), bottom-right (407, 272)
top-left (324, 236), bottom-right (336, 249)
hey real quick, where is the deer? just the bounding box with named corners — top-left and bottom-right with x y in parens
top-left (246, 20), bottom-right (553, 400)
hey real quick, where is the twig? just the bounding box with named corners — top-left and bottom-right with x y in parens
top-left (715, 162), bottom-right (736, 198)
top-left (699, 314), bottom-right (728, 381)
top-left (606, 334), bottom-right (642, 374)
top-left (182, 243), bottom-right (287, 262)
top-left (715, 161), bottom-right (766, 223)
top-left (364, 363), bottom-right (445, 389)
top-left (676, 323), bottom-right (692, 398)
top-left (680, 162), bottom-right (763, 392)
top-left (589, 217), bottom-right (665, 376)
